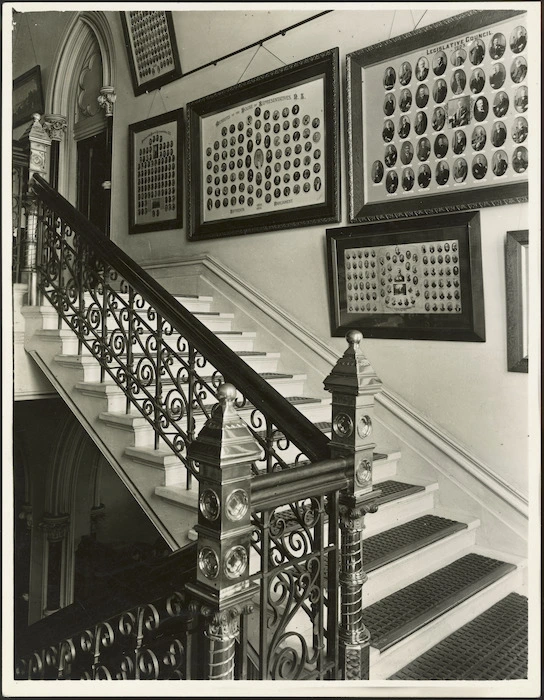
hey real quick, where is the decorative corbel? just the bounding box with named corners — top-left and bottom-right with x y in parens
top-left (98, 86), bottom-right (116, 117)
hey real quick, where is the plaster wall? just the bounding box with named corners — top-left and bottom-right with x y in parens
top-left (12, 8), bottom-right (532, 497)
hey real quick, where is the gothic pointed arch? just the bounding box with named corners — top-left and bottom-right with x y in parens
top-left (44, 11), bottom-right (116, 201)
top-left (41, 412), bottom-right (103, 609)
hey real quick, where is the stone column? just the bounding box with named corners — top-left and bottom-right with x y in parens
top-left (324, 330), bottom-right (383, 680)
top-left (42, 114), bottom-right (67, 190)
top-left (185, 383), bottom-right (260, 680)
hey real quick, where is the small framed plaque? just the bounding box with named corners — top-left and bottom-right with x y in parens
top-left (121, 11), bottom-right (182, 96)
top-left (128, 109), bottom-right (184, 235)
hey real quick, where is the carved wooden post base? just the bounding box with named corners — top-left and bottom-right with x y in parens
top-left (203, 606), bottom-right (239, 680)
top-left (338, 498), bottom-right (377, 680)
top-left (186, 383), bottom-right (260, 679)
top-left (324, 331), bottom-right (383, 681)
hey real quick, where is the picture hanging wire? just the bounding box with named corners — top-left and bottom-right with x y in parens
top-left (181, 10), bottom-right (332, 80)
top-left (236, 41), bottom-right (287, 85)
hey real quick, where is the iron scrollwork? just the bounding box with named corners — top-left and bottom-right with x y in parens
top-left (15, 590), bottom-right (189, 680)
top-left (36, 205), bottom-right (313, 487)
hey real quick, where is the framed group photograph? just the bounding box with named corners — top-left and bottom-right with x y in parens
top-left (326, 211), bottom-right (485, 341)
top-left (13, 66), bottom-right (44, 128)
top-left (120, 11), bottom-right (182, 96)
top-left (128, 108), bottom-right (184, 235)
top-left (186, 48), bottom-right (340, 241)
top-left (347, 9), bottom-right (528, 222)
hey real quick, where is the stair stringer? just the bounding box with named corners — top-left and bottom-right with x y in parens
top-left (142, 254), bottom-right (529, 560)
top-left (23, 311), bottom-right (196, 551)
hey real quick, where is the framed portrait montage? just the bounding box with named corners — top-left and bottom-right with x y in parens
top-left (128, 109), bottom-right (184, 235)
top-left (326, 211), bottom-right (485, 341)
top-left (186, 48), bottom-right (340, 241)
top-left (347, 10), bottom-right (528, 222)
top-left (121, 11), bottom-right (182, 96)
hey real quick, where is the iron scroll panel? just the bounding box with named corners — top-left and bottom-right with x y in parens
top-left (15, 590), bottom-right (191, 680)
top-left (246, 491), bottom-right (340, 680)
top-left (36, 205), bottom-right (318, 482)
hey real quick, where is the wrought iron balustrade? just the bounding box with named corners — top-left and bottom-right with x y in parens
top-left (20, 174), bottom-right (383, 683)
top-left (31, 173), bottom-right (330, 487)
top-left (15, 588), bottom-right (192, 680)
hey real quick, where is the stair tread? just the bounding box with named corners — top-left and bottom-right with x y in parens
top-left (364, 553), bottom-right (517, 652)
top-left (365, 514), bottom-right (468, 573)
top-left (373, 479), bottom-right (425, 505)
top-left (389, 592), bottom-right (528, 680)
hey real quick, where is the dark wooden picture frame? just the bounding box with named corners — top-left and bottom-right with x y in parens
top-left (186, 48), bottom-right (340, 241)
top-left (326, 211), bottom-right (485, 341)
top-left (128, 108), bottom-right (184, 235)
top-left (120, 11), bottom-right (182, 96)
top-left (13, 66), bottom-right (44, 128)
top-left (347, 9), bottom-right (528, 223)
top-left (505, 229), bottom-right (528, 372)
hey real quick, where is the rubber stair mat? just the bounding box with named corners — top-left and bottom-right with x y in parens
top-left (364, 514), bottom-right (467, 573)
top-left (389, 592), bottom-right (528, 680)
top-left (363, 553), bottom-right (516, 651)
top-left (373, 479), bottom-right (425, 506)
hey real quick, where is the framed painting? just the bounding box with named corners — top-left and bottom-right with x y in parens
top-left (347, 9), bottom-right (528, 222)
top-left (128, 109), bottom-right (184, 235)
top-left (505, 229), bottom-right (528, 372)
top-left (13, 66), bottom-right (44, 128)
top-left (186, 48), bottom-right (340, 241)
top-left (326, 211), bottom-right (485, 341)
top-left (120, 11), bottom-right (182, 96)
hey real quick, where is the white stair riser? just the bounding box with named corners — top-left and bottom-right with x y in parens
top-left (364, 526), bottom-right (478, 607)
top-left (91, 313), bottom-right (234, 333)
top-left (369, 567), bottom-right (523, 680)
top-left (364, 489), bottom-right (437, 537)
top-left (25, 345), bottom-right (197, 549)
top-left (94, 293), bottom-right (214, 314)
top-left (217, 334), bottom-right (257, 352)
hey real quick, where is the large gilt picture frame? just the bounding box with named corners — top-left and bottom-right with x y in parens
top-left (326, 211), bottom-right (485, 341)
top-left (347, 9), bottom-right (528, 223)
top-left (128, 109), bottom-right (184, 235)
top-left (120, 11), bottom-right (182, 96)
top-left (186, 48), bottom-right (340, 241)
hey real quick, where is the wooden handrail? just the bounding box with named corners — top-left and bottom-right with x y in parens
top-left (251, 455), bottom-right (351, 512)
top-left (31, 174), bottom-right (330, 463)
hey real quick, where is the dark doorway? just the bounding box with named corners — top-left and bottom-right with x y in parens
top-left (76, 127), bottom-right (112, 236)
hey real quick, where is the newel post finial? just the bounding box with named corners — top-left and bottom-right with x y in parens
top-left (185, 383), bottom-right (260, 680)
top-left (324, 332), bottom-right (383, 680)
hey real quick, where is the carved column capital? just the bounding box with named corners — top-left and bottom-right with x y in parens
top-left (202, 606), bottom-right (241, 641)
top-left (98, 86), bottom-right (116, 117)
top-left (38, 514), bottom-right (70, 542)
top-left (18, 503), bottom-right (33, 530)
top-left (42, 115), bottom-right (67, 141)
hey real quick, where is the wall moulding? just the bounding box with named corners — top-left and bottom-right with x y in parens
top-left (142, 253), bottom-right (529, 548)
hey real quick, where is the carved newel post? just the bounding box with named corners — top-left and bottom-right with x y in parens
top-left (324, 330), bottom-right (383, 680)
top-left (186, 383), bottom-right (260, 680)
top-left (20, 113), bottom-right (51, 305)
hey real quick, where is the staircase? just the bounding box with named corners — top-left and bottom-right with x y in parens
top-left (22, 285), bottom-right (527, 680)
